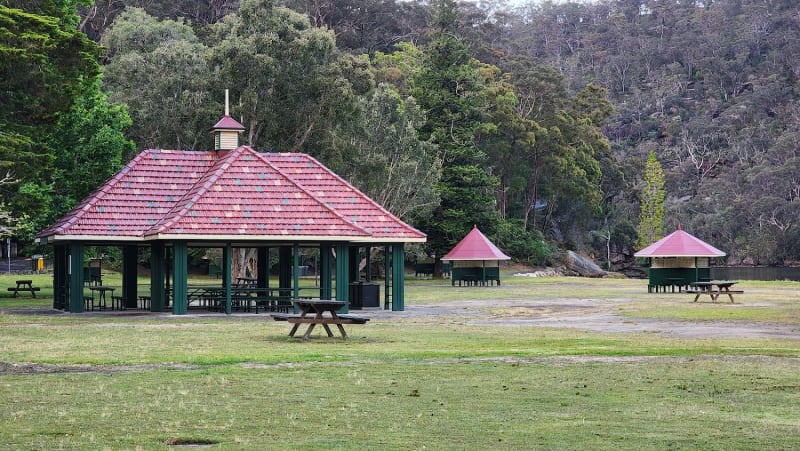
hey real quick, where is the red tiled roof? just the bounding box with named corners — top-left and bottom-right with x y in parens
top-left (441, 225), bottom-right (510, 261)
top-left (37, 146), bottom-right (426, 243)
top-left (634, 227), bottom-right (725, 257)
top-left (211, 115), bottom-right (245, 130)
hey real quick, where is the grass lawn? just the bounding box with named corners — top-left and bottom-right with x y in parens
top-left (1, 272), bottom-right (799, 449)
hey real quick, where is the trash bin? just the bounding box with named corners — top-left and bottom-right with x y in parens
top-left (361, 283), bottom-right (380, 308)
top-left (349, 282), bottom-right (363, 309)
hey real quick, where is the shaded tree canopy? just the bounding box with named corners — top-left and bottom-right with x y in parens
top-left (5, 0), bottom-right (800, 266)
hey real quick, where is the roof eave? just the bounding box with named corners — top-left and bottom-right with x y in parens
top-left (441, 257), bottom-right (511, 261)
top-left (634, 253), bottom-right (726, 258)
top-left (37, 234), bottom-right (146, 244)
top-left (152, 233), bottom-right (425, 243)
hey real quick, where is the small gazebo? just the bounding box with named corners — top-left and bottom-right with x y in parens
top-left (634, 226), bottom-right (726, 292)
top-left (441, 226), bottom-right (510, 286)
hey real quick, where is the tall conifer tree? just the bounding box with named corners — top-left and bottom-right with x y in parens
top-left (636, 152), bottom-right (665, 250)
top-left (411, 0), bottom-right (499, 265)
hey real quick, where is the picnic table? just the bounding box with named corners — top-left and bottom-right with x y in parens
top-left (235, 277), bottom-right (258, 287)
top-left (7, 280), bottom-right (41, 297)
top-left (686, 280), bottom-right (742, 303)
top-left (88, 286), bottom-right (115, 310)
top-left (186, 286), bottom-right (293, 313)
top-left (272, 300), bottom-right (369, 340)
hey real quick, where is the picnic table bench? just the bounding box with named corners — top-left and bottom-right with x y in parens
top-left (7, 280), bottom-right (41, 297)
top-left (686, 280), bottom-right (743, 303)
top-left (272, 300), bottom-right (370, 340)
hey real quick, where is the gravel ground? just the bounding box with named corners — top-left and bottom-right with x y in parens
top-left (362, 298), bottom-right (800, 340)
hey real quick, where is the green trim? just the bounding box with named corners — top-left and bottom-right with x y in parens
top-left (69, 244), bottom-right (85, 313)
top-left (223, 243), bottom-right (232, 314)
top-left (320, 244), bottom-right (332, 300)
top-left (150, 242), bottom-right (165, 311)
top-left (122, 245), bottom-right (138, 309)
top-left (172, 242), bottom-right (188, 315)
top-left (392, 244), bottom-right (405, 311)
top-left (293, 243), bottom-right (300, 299)
top-left (335, 243), bottom-right (350, 313)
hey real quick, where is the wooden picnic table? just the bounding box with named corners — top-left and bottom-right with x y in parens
top-left (687, 280), bottom-right (742, 303)
top-left (7, 280), bottom-right (41, 297)
top-left (274, 300), bottom-right (369, 340)
top-left (88, 286), bottom-right (115, 310)
top-left (235, 277), bottom-right (258, 287)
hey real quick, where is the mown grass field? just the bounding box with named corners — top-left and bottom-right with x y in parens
top-left (1, 272), bottom-right (799, 449)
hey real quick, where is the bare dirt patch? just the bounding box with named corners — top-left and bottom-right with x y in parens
top-left (365, 298), bottom-right (800, 340)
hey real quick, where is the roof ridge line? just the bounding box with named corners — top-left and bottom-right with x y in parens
top-left (298, 153), bottom-right (426, 237)
top-left (254, 151), bottom-right (372, 236)
top-left (146, 149), bottom-right (234, 235)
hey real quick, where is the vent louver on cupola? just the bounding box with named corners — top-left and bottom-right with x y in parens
top-left (211, 89), bottom-right (245, 150)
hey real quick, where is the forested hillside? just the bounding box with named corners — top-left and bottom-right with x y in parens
top-left (3, 0), bottom-right (799, 268)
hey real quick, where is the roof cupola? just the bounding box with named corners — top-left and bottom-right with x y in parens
top-left (211, 89), bottom-right (245, 150)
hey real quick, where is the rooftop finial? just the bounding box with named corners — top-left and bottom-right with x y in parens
top-left (225, 89), bottom-right (230, 116)
top-left (211, 90), bottom-right (245, 150)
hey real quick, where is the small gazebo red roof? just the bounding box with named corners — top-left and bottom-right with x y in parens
top-left (634, 226), bottom-right (725, 258)
top-left (441, 226), bottom-right (510, 261)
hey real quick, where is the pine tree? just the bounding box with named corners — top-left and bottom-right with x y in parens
top-left (411, 0), bottom-right (499, 262)
top-left (636, 152), bottom-right (665, 250)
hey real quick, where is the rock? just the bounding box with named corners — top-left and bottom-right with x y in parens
top-left (566, 251), bottom-right (606, 277)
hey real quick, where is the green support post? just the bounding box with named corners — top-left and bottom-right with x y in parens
top-left (279, 246), bottom-right (292, 298)
top-left (349, 246), bottom-right (360, 282)
top-left (122, 245), bottom-right (138, 309)
top-left (365, 245), bottom-right (371, 282)
top-left (53, 245), bottom-right (67, 310)
top-left (392, 244), bottom-right (405, 311)
top-left (150, 242), bottom-right (165, 312)
top-left (172, 241), bottom-right (188, 315)
top-left (384, 245), bottom-right (391, 310)
top-left (257, 247), bottom-right (269, 289)
top-left (319, 243), bottom-right (332, 300)
top-left (293, 243), bottom-right (300, 299)
top-left (223, 243), bottom-right (232, 314)
top-left (335, 243), bottom-right (350, 313)
top-left (69, 243), bottom-right (85, 313)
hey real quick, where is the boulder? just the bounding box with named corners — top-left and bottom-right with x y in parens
top-left (566, 251), bottom-right (606, 277)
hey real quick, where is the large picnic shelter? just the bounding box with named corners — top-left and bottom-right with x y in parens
top-left (634, 226), bottom-right (726, 292)
top-left (441, 225), bottom-right (510, 286)
top-left (36, 113), bottom-right (426, 313)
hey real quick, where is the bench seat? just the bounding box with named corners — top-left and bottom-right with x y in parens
top-left (271, 313), bottom-right (369, 325)
top-left (688, 289), bottom-right (744, 303)
top-left (7, 287), bottom-right (40, 291)
top-left (271, 313), bottom-right (295, 321)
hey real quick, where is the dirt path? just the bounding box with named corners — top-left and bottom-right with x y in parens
top-left (365, 299), bottom-right (800, 339)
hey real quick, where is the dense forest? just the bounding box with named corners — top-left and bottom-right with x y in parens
top-left (2, 0), bottom-right (800, 270)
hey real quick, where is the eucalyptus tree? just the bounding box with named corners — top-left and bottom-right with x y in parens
top-left (209, 0), bottom-right (373, 160)
top-left (280, 0), bottom-right (428, 54)
top-left (505, 61), bottom-right (611, 245)
top-left (333, 84), bottom-right (441, 224)
top-left (78, 0), bottom-right (239, 41)
top-left (101, 8), bottom-right (215, 151)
